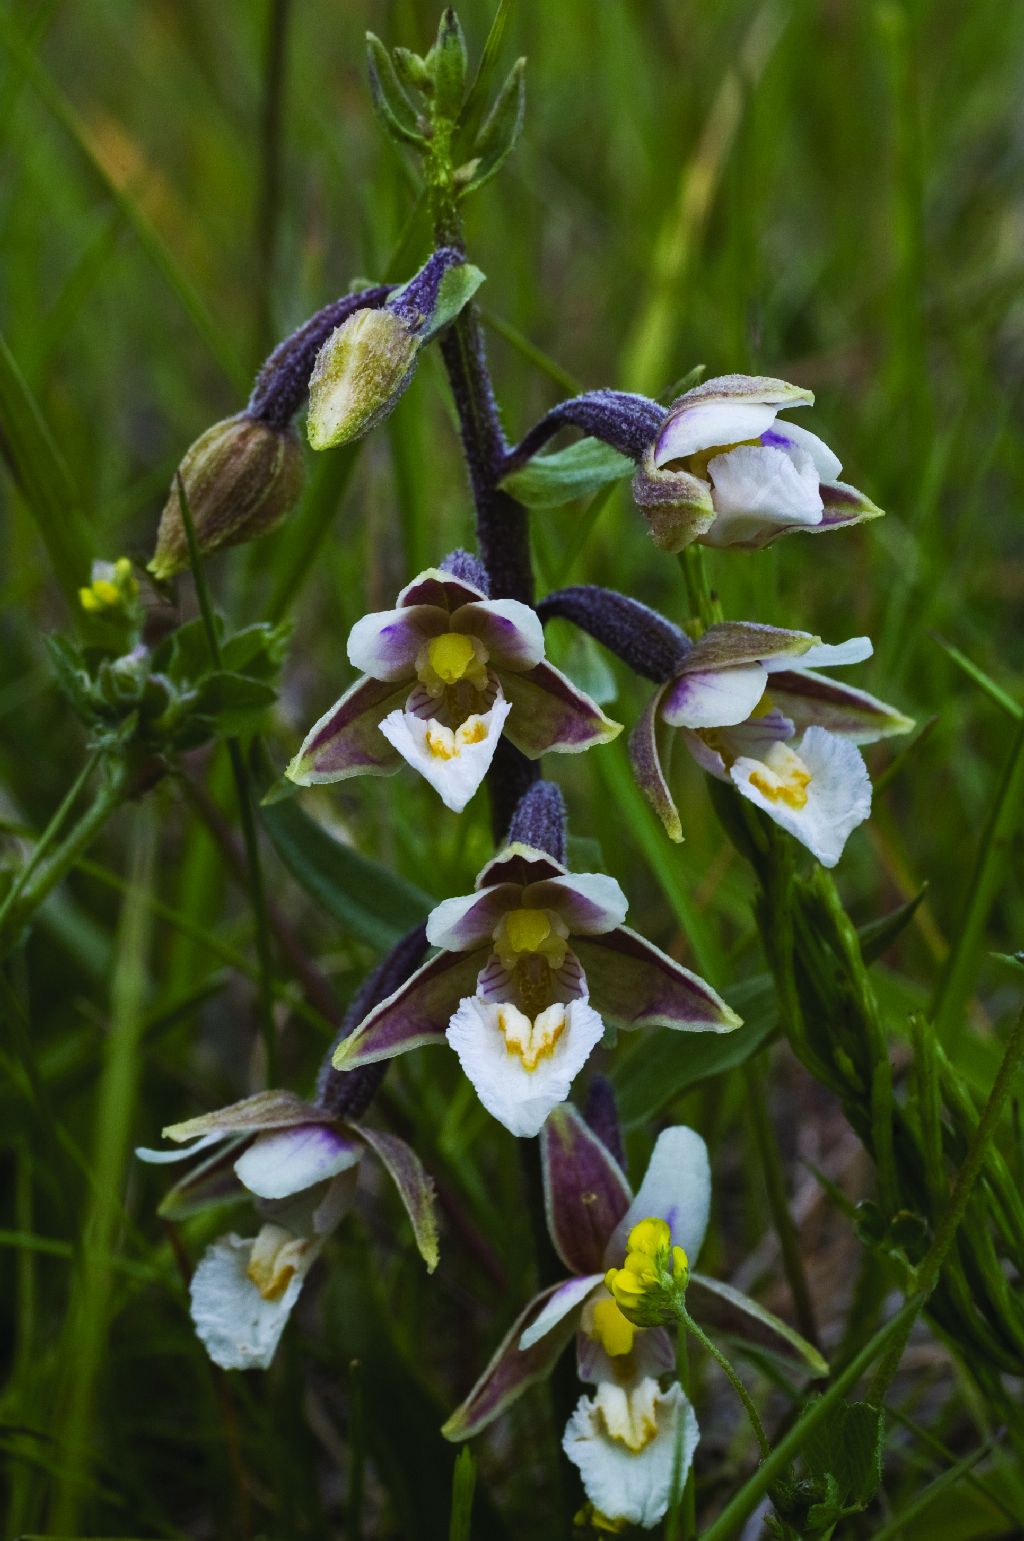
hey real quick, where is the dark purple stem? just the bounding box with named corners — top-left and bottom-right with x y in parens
top-left (538, 585), bottom-right (690, 683)
top-left (248, 283), bottom-right (395, 428)
top-left (314, 922), bottom-right (429, 1117)
top-left (502, 390), bottom-right (666, 476)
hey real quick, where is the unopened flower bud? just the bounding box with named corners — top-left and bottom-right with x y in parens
top-left (603, 1215), bottom-right (689, 1328)
top-left (632, 446), bottom-right (716, 554)
top-left (79, 556), bottom-right (140, 618)
top-left (306, 308), bottom-right (420, 451)
top-left (149, 412), bottom-right (303, 581)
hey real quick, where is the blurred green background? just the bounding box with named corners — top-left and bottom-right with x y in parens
top-left (2, 0), bottom-right (1023, 1536)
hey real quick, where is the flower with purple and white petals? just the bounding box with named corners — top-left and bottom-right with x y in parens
top-left (287, 566), bottom-right (621, 813)
top-left (636, 374), bottom-right (883, 552)
top-left (630, 621), bottom-right (913, 866)
top-left (333, 843), bottom-right (740, 1137)
top-left (136, 1089), bottom-right (437, 1370)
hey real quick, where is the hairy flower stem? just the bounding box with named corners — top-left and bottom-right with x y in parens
top-left (678, 1301), bottom-right (770, 1460)
top-left (427, 153), bottom-right (538, 841)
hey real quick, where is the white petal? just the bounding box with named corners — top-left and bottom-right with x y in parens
top-left (135, 1132), bottom-right (225, 1164)
top-left (654, 400), bottom-right (780, 467)
top-left (525, 872), bottom-right (629, 935)
top-left (378, 695), bottom-right (512, 812)
top-left (761, 420), bottom-right (842, 480)
top-left (189, 1230), bottom-right (321, 1370)
top-left (446, 995), bottom-right (606, 1138)
top-left (233, 1125), bottom-right (362, 1200)
top-left (705, 445), bottom-right (823, 547)
top-left (519, 1275), bottom-right (603, 1351)
top-left (346, 605), bottom-right (444, 681)
top-left (426, 884), bottom-right (520, 952)
top-left (606, 1126), bottom-right (711, 1268)
top-left (766, 635), bottom-right (873, 672)
top-left (563, 1379), bottom-right (698, 1529)
top-left (731, 725), bottom-right (871, 868)
top-left (661, 663), bottom-right (768, 729)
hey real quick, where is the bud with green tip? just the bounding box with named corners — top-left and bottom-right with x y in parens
top-left (305, 246), bottom-right (484, 452)
top-left (603, 1216), bottom-right (690, 1330)
top-left (149, 412), bottom-right (303, 581)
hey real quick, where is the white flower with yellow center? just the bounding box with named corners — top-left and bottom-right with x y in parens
top-left (564, 1377), bottom-right (697, 1530)
top-left (335, 844), bottom-right (740, 1138)
top-left (287, 566), bottom-right (620, 813)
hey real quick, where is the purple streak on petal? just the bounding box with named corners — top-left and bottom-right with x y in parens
top-left (334, 947), bottom-right (488, 1069)
top-left (455, 599), bottom-right (544, 672)
top-left (500, 660), bottom-right (621, 757)
top-left (441, 1280), bottom-right (583, 1441)
top-left (475, 844), bottom-right (565, 890)
top-left (289, 675), bottom-right (407, 781)
top-left (541, 1103), bottom-right (633, 1275)
top-left (398, 568), bottom-right (486, 610)
top-left (575, 929), bottom-right (741, 1032)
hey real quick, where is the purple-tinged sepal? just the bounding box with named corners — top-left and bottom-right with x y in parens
top-left (575, 928), bottom-right (741, 1034)
top-left (442, 1277), bottom-right (593, 1441)
top-left (542, 1104), bottom-right (632, 1275)
top-left (350, 1122), bottom-right (439, 1272)
top-left (628, 686), bottom-right (683, 843)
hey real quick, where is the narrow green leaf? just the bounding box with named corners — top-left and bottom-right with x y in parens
top-left (366, 33), bottom-right (426, 147)
top-left (935, 635), bottom-right (1021, 721)
top-left (689, 1272), bottom-right (829, 1378)
top-left (260, 794), bottom-right (431, 951)
top-left (449, 1447), bottom-right (477, 1541)
top-left (460, 57), bottom-right (525, 195)
top-left (500, 437), bottom-right (633, 508)
top-left (0, 332), bottom-right (92, 602)
top-left (455, 0), bottom-right (515, 150)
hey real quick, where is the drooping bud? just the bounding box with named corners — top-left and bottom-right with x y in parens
top-left (537, 586), bottom-right (690, 684)
top-left (604, 1216), bottom-right (689, 1329)
top-left (305, 247), bottom-right (484, 452)
top-left (505, 779), bottom-right (567, 865)
top-left (149, 412), bottom-right (303, 581)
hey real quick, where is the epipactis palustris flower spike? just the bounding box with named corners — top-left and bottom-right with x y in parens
top-left (639, 373), bottom-right (883, 552)
top-left (287, 565), bottom-right (621, 813)
top-left (136, 1088), bottom-right (438, 1370)
top-left (630, 622), bottom-right (913, 867)
top-left (334, 843), bottom-right (740, 1137)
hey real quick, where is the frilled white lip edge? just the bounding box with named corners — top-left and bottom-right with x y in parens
top-left (563, 1378), bottom-right (699, 1530)
top-left (379, 694), bottom-right (512, 812)
top-left (446, 994), bottom-right (606, 1137)
top-left (190, 1229), bottom-right (321, 1371)
top-left (731, 725), bottom-right (871, 868)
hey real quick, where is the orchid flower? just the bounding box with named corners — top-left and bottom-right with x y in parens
top-left (137, 1088), bottom-right (437, 1370)
top-left (287, 564), bottom-right (620, 813)
top-left (635, 374), bottom-right (883, 552)
top-left (630, 621), bottom-right (913, 866)
top-left (333, 839), bottom-right (740, 1138)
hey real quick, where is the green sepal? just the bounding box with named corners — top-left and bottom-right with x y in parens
top-left (426, 8), bottom-right (468, 121)
top-left (418, 262), bottom-right (486, 340)
top-left (499, 437), bottom-right (633, 508)
top-left (460, 56), bottom-right (526, 195)
top-left (366, 33), bottom-right (426, 146)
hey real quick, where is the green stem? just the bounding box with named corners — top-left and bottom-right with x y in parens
top-left (177, 476), bottom-right (278, 1083)
top-left (0, 745), bottom-right (102, 934)
top-left (743, 1059), bottom-right (821, 1350)
top-left (698, 1295), bottom-right (921, 1541)
top-left (49, 803), bottom-right (157, 1534)
top-left (677, 546), bottom-right (722, 633)
top-left (869, 1005), bottom-right (1024, 1403)
top-left (678, 1302), bottom-right (769, 1460)
top-left (0, 758), bottom-right (125, 954)
top-left (665, 1321), bottom-right (697, 1541)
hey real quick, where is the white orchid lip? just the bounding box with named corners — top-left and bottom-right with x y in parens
top-left (378, 693), bottom-right (511, 812)
top-left (563, 1377), bottom-right (698, 1530)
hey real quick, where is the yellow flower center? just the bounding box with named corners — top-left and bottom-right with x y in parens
top-left (416, 630), bottom-right (490, 697)
top-left (496, 1002), bottom-right (567, 1071)
top-left (747, 742), bottom-right (812, 809)
top-left (589, 1295), bottom-right (637, 1358)
top-left (595, 1380), bottom-right (661, 1454)
top-left (425, 715), bottom-right (489, 760)
top-left (245, 1223), bottom-right (311, 1302)
top-left (492, 907), bottom-right (569, 973)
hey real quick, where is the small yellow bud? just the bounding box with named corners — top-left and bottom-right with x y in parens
top-left (672, 1245), bottom-right (689, 1286)
top-left (627, 1216), bottom-right (671, 1257)
top-left (149, 413), bottom-right (304, 581)
top-left (604, 1215), bottom-right (689, 1327)
top-left (79, 587), bottom-right (102, 614)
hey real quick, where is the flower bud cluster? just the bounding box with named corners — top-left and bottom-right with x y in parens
top-left (604, 1217), bottom-right (690, 1330)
